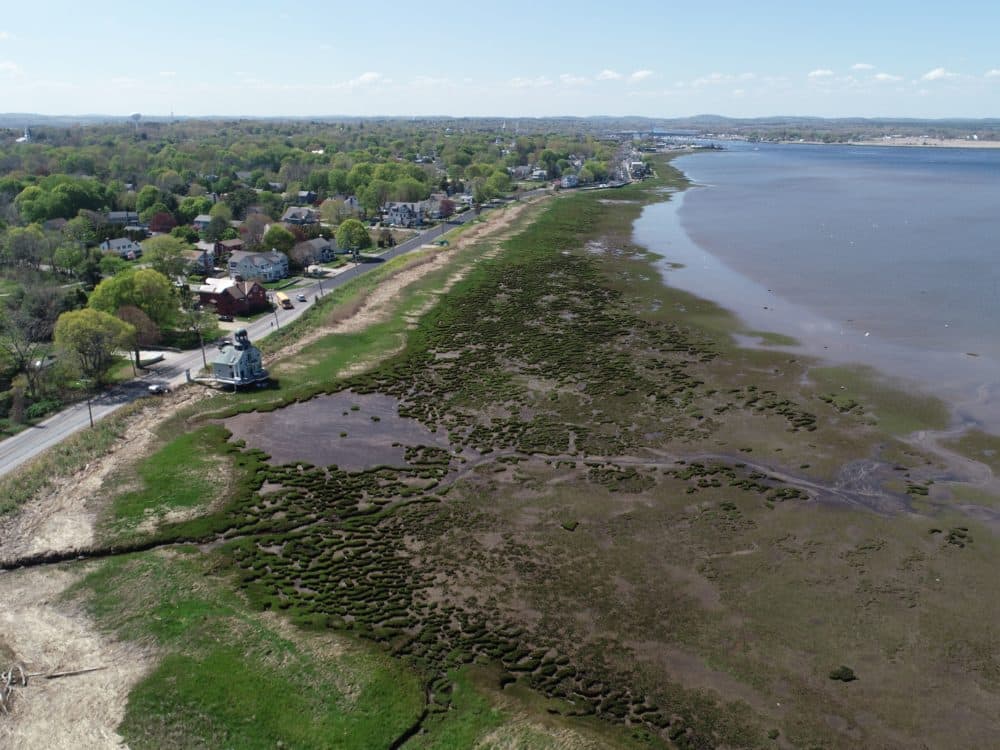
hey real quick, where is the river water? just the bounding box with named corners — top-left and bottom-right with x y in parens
top-left (633, 142), bottom-right (1000, 431)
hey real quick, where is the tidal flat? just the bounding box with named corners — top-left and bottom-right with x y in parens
top-left (9, 159), bottom-right (1000, 749)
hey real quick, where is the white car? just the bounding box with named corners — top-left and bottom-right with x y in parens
top-left (148, 384), bottom-right (170, 395)
top-left (296, 293), bottom-right (307, 302)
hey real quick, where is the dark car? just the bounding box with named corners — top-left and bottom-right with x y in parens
top-left (217, 313), bottom-right (234, 322)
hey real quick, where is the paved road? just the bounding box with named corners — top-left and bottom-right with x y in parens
top-left (0, 201), bottom-right (527, 477)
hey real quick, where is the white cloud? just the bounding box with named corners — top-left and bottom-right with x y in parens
top-left (0, 60), bottom-right (23, 77)
top-left (330, 71), bottom-right (388, 91)
top-left (158, 71), bottom-right (177, 78)
top-left (922, 67), bottom-right (956, 81)
top-left (874, 72), bottom-right (902, 82)
top-left (0, 31), bottom-right (11, 41)
top-left (852, 63), bottom-right (875, 70)
top-left (692, 72), bottom-right (727, 87)
top-left (629, 69), bottom-right (653, 82)
top-left (559, 73), bottom-right (588, 86)
top-left (986, 69), bottom-right (1000, 78)
top-left (808, 69), bottom-right (834, 78)
top-left (509, 76), bottom-right (552, 89)
top-left (596, 69), bottom-right (622, 81)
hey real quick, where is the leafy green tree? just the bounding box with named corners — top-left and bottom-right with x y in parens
top-left (203, 214), bottom-right (230, 242)
top-left (135, 185), bottom-right (162, 214)
top-left (171, 225), bottom-right (201, 244)
top-left (177, 195), bottom-right (213, 224)
top-left (209, 202), bottom-right (232, 221)
top-left (142, 235), bottom-right (192, 280)
top-left (99, 254), bottom-right (129, 277)
top-left (54, 308), bottom-right (135, 385)
top-left (262, 224), bottom-right (295, 253)
top-left (3, 225), bottom-right (48, 269)
top-left (89, 268), bottom-right (177, 329)
top-left (336, 219), bottom-right (372, 260)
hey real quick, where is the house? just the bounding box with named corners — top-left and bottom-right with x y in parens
top-left (295, 190), bottom-right (317, 204)
top-left (106, 210), bottom-right (139, 225)
top-left (281, 206), bottom-right (320, 225)
top-left (192, 214), bottom-right (213, 231)
top-left (561, 174), bottom-right (580, 189)
top-left (197, 277), bottom-right (269, 316)
top-left (228, 249), bottom-right (289, 282)
top-left (508, 165), bottom-right (532, 180)
top-left (211, 329), bottom-right (268, 386)
top-left (183, 248), bottom-right (213, 274)
top-left (384, 201), bottom-right (428, 228)
top-left (530, 168), bottom-right (548, 181)
top-left (293, 237), bottom-right (337, 264)
top-left (100, 237), bottom-right (143, 259)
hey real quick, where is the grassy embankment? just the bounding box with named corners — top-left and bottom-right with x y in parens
top-left (17, 159), bottom-right (1000, 748)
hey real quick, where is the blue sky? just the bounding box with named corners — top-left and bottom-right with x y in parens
top-left (1, 0), bottom-right (998, 118)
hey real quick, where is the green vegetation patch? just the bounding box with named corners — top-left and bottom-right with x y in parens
top-left (104, 424), bottom-right (234, 535)
top-left (75, 550), bottom-right (425, 750)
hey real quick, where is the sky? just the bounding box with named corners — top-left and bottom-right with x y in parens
top-left (1, 0), bottom-right (998, 119)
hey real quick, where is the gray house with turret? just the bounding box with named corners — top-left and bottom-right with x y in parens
top-left (211, 329), bottom-right (267, 386)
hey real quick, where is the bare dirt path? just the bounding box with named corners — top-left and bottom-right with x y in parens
top-left (0, 567), bottom-right (154, 750)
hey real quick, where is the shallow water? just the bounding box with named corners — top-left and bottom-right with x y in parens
top-left (224, 391), bottom-right (449, 470)
top-left (633, 143), bottom-right (1000, 432)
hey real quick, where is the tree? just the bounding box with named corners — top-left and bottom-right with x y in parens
top-left (209, 201), bottom-right (233, 222)
top-left (203, 214), bottom-right (230, 242)
top-left (336, 218), bottom-right (372, 260)
top-left (0, 304), bottom-right (54, 398)
top-left (54, 308), bottom-right (135, 385)
top-left (242, 213), bottom-right (269, 249)
top-left (142, 235), bottom-right (191, 280)
top-left (438, 198), bottom-right (455, 218)
top-left (99, 254), bottom-right (129, 277)
top-left (171, 225), bottom-right (200, 244)
top-left (262, 224), bottom-right (295, 253)
top-left (89, 268), bottom-right (177, 329)
top-left (177, 195), bottom-right (213, 224)
top-left (117, 305), bottom-right (160, 370)
top-left (8, 225), bottom-right (50, 269)
top-left (148, 211), bottom-right (177, 234)
top-left (135, 185), bottom-right (162, 214)
top-left (178, 295), bottom-right (216, 369)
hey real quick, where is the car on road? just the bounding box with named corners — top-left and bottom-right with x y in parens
top-left (296, 293), bottom-right (307, 302)
top-left (148, 384), bottom-right (170, 395)
top-left (217, 313), bottom-right (234, 322)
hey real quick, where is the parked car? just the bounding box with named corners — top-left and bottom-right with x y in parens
top-left (148, 384), bottom-right (170, 395)
top-left (217, 313), bottom-right (234, 322)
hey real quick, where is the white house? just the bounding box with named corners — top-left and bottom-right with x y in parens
top-left (384, 201), bottom-right (428, 227)
top-left (228, 249), bottom-right (289, 282)
top-left (101, 237), bottom-right (143, 259)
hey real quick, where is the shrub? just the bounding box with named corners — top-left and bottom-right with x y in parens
top-left (828, 665), bottom-right (857, 682)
